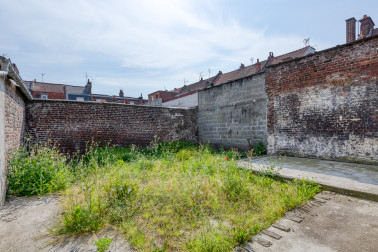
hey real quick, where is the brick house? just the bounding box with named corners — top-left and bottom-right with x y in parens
top-left (26, 80), bottom-right (66, 99)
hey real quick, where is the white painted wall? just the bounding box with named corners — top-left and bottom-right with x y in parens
top-left (162, 93), bottom-right (198, 108)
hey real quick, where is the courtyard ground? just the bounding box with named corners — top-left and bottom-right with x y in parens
top-left (1, 191), bottom-right (377, 252)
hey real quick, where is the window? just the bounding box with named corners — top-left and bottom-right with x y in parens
top-left (76, 97), bottom-right (85, 101)
top-left (41, 94), bottom-right (48, 99)
top-left (130, 101), bottom-right (134, 105)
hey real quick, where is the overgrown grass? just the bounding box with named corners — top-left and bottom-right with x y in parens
top-left (7, 140), bottom-right (321, 251)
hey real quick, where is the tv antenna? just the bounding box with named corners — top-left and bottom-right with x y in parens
top-left (303, 37), bottom-right (310, 46)
top-left (199, 72), bottom-right (203, 80)
top-left (41, 73), bottom-right (45, 82)
top-left (250, 57), bottom-right (254, 64)
top-left (208, 68), bottom-right (211, 78)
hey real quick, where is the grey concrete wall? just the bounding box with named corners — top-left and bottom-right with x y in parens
top-left (162, 93), bottom-right (198, 108)
top-left (198, 73), bottom-right (267, 150)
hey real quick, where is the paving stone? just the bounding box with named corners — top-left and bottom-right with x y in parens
top-left (242, 243), bottom-right (256, 252)
top-left (314, 198), bottom-right (327, 203)
top-left (272, 223), bottom-right (291, 232)
top-left (285, 216), bottom-right (303, 223)
top-left (261, 229), bottom-right (282, 240)
top-left (252, 236), bottom-right (272, 247)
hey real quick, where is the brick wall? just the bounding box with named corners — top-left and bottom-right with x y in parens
top-left (5, 79), bottom-right (26, 153)
top-left (198, 73), bottom-right (267, 150)
top-left (26, 100), bottom-right (197, 152)
top-left (31, 91), bottom-right (66, 99)
top-left (266, 36), bottom-right (378, 163)
top-left (0, 78), bottom-right (26, 205)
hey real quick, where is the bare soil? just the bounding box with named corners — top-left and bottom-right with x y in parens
top-left (0, 195), bottom-right (133, 252)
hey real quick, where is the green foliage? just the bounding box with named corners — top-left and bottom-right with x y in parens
top-left (60, 205), bottom-right (103, 234)
top-left (253, 142), bottom-right (267, 156)
top-left (231, 227), bottom-right (250, 245)
top-left (94, 238), bottom-right (113, 252)
top-left (12, 139), bottom-right (319, 251)
top-left (7, 143), bottom-right (71, 196)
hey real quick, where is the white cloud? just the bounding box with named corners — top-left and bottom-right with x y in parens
top-left (1, 0), bottom-right (330, 96)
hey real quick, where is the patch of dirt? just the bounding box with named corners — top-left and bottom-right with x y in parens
top-left (0, 195), bottom-right (133, 252)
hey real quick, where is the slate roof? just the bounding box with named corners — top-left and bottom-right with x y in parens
top-left (371, 28), bottom-right (378, 36)
top-left (65, 85), bottom-right (87, 95)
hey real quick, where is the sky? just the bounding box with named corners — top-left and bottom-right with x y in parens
top-left (1, 0), bottom-right (377, 98)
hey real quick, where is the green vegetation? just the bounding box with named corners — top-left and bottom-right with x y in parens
top-left (7, 140), bottom-right (321, 251)
top-left (94, 238), bottom-right (113, 252)
top-left (7, 142), bottom-right (71, 196)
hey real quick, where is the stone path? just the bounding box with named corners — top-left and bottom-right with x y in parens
top-left (237, 191), bottom-right (378, 252)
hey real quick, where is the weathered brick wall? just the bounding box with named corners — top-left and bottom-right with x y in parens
top-left (26, 100), bottom-right (197, 152)
top-left (266, 36), bottom-right (378, 163)
top-left (5, 79), bottom-right (26, 153)
top-left (0, 78), bottom-right (26, 205)
top-left (198, 73), bottom-right (267, 150)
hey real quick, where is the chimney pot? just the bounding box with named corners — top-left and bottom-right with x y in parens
top-left (359, 15), bottom-right (375, 38)
top-left (119, 89), bottom-right (124, 97)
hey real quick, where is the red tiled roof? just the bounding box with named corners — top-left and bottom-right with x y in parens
top-left (179, 75), bottom-right (219, 94)
top-left (267, 46), bottom-right (312, 66)
top-left (212, 62), bottom-right (266, 86)
top-left (27, 81), bottom-right (65, 93)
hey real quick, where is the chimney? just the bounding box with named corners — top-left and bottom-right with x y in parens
top-left (346, 17), bottom-right (356, 43)
top-left (119, 89), bottom-right (124, 97)
top-left (269, 52), bottom-right (274, 57)
top-left (255, 58), bottom-right (261, 72)
top-left (84, 79), bottom-right (92, 94)
top-left (240, 63), bottom-right (245, 69)
top-left (359, 15), bottom-right (375, 38)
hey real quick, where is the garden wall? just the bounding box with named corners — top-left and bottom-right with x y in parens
top-left (0, 77), bottom-right (26, 206)
top-left (198, 73), bottom-right (267, 150)
top-left (266, 36), bottom-right (378, 163)
top-left (26, 100), bottom-right (198, 153)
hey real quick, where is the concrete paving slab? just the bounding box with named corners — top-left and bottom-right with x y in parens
top-left (239, 158), bottom-right (378, 201)
top-left (247, 191), bottom-right (378, 252)
top-left (253, 156), bottom-right (378, 185)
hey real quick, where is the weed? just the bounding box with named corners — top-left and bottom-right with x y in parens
top-left (13, 141), bottom-right (320, 251)
top-left (7, 143), bottom-right (71, 196)
top-left (94, 238), bottom-right (113, 252)
top-left (253, 142), bottom-right (266, 156)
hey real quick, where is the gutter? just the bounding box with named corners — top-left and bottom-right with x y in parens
top-left (0, 56), bottom-right (33, 100)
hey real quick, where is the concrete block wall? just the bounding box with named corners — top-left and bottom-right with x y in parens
top-left (163, 93), bottom-right (198, 108)
top-left (198, 73), bottom-right (267, 150)
top-left (26, 100), bottom-right (198, 153)
top-left (266, 36), bottom-right (378, 163)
